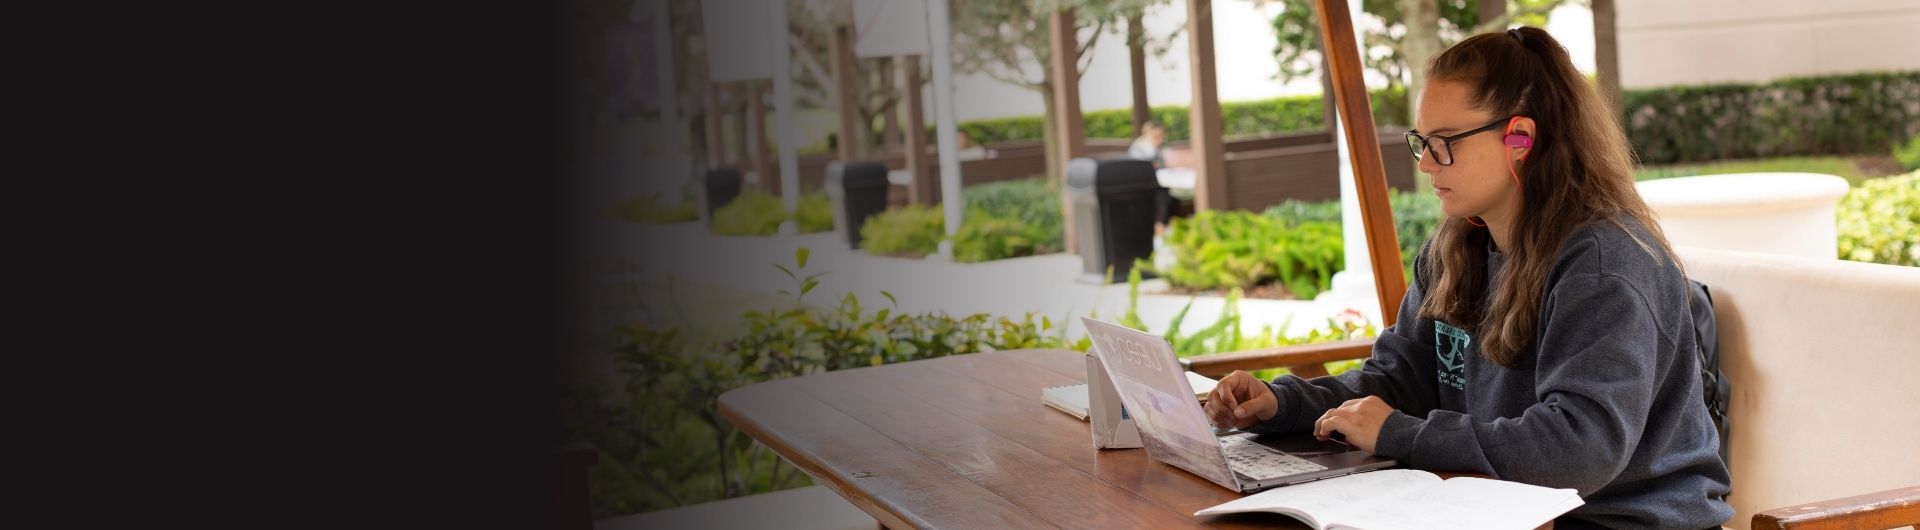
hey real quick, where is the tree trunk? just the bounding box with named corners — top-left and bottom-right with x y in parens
top-left (1040, 83), bottom-right (1071, 250)
top-left (1128, 12), bottom-right (1150, 134)
top-left (878, 57), bottom-right (901, 147)
top-left (1593, 0), bottom-right (1623, 115)
top-left (1398, 0), bottom-right (1443, 125)
top-left (1479, 0), bottom-right (1505, 27)
top-left (830, 24), bottom-right (863, 160)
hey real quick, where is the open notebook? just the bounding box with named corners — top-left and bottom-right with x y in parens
top-left (1042, 371), bottom-right (1218, 421)
top-left (1194, 469), bottom-right (1583, 530)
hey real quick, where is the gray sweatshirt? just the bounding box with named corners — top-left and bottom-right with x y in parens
top-left (1246, 217), bottom-right (1733, 529)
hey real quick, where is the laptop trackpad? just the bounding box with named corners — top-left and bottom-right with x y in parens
top-left (1250, 433), bottom-right (1358, 456)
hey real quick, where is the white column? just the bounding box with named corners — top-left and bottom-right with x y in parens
top-left (769, 0), bottom-right (800, 234)
top-left (1316, 0), bottom-right (1382, 326)
top-left (926, 0), bottom-right (963, 259)
top-left (647, 1), bottom-right (688, 213)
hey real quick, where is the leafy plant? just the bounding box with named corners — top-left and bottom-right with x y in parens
top-left (1258, 188), bottom-right (1440, 284)
top-left (1388, 187), bottom-right (1442, 280)
top-left (614, 193), bottom-right (698, 224)
top-left (1837, 171), bottom-right (1920, 267)
top-left (794, 192), bottom-right (834, 233)
top-left (1153, 210), bottom-right (1345, 299)
top-left (962, 178), bottom-right (1063, 253)
top-left (1116, 268), bottom-right (1379, 380)
top-left (563, 248), bottom-right (1084, 518)
top-left (1896, 135), bottom-right (1920, 172)
top-left (859, 205), bottom-right (946, 258)
top-left (952, 209), bottom-right (1048, 263)
top-left (711, 191), bottom-right (788, 236)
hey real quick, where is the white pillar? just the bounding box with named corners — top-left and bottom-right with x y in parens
top-left (1316, 0), bottom-right (1382, 326)
top-left (926, 0), bottom-right (963, 259)
top-left (769, 0), bottom-right (800, 234)
top-left (647, 1), bottom-right (688, 212)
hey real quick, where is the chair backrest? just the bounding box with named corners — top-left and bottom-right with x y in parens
top-left (1686, 279), bottom-right (1731, 468)
top-left (1675, 246), bottom-right (1920, 530)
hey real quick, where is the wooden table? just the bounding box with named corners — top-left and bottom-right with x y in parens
top-left (718, 349), bottom-right (1530, 529)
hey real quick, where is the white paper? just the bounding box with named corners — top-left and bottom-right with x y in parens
top-left (1196, 469), bottom-right (1442, 527)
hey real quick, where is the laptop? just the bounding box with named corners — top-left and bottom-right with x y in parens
top-left (1080, 317), bottom-right (1397, 493)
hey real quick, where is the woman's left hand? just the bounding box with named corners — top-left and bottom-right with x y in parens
top-left (1313, 395), bottom-right (1393, 453)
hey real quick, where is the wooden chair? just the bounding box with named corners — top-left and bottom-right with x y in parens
top-left (1750, 485), bottom-right (1920, 530)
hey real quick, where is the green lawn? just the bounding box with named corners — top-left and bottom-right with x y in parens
top-left (1633, 155), bottom-right (1903, 186)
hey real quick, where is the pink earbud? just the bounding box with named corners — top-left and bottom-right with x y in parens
top-left (1503, 134), bottom-right (1533, 148)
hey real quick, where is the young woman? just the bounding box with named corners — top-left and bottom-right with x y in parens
top-left (1203, 27), bottom-right (1733, 529)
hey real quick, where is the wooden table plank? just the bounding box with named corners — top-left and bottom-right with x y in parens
top-left (722, 349), bottom-right (1548, 529)
top-left (909, 351), bottom-right (1304, 530)
top-left (799, 363), bottom-right (1210, 529)
top-left (718, 379), bottom-right (1053, 529)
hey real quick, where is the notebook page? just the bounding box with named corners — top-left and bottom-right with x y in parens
top-left (1194, 469), bottom-right (1441, 526)
top-left (1331, 476), bottom-right (1582, 530)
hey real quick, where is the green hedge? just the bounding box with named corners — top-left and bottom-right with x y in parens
top-left (958, 86), bottom-right (1410, 145)
top-left (1623, 71), bottom-right (1920, 165)
top-left (1837, 171), bottom-right (1920, 267)
top-left (711, 191), bottom-right (834, 236)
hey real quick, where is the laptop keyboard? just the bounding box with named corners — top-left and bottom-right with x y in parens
top-left (1219, 436), bottom-right (1327, 479)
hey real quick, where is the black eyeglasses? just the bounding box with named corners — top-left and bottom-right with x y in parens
top-left (1405, 116), bottom-right (1515, 166)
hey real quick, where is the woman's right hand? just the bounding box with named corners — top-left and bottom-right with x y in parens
top-left (1203, 370), bottom-right (1280, 430)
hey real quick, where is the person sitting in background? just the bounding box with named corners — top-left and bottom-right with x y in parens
top-left (1129, 121), bottom-right (1177, 235)
top-left (955, 130), bottom-right (988, 161)
top-left (1128, 120), bottom-right (1167, 167)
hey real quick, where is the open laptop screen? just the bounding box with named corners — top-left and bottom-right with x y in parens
top-left (1082, 318), bottom-right (1239, 489)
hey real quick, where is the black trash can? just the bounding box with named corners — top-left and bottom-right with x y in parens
top-left (826, 160), bottom-right (891, 248)
top-left (1068, 157), bottom-right (1162, 284)
top-left (703, 167), bottom-right (742, 222)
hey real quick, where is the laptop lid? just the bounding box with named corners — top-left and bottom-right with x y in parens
top-left (1080, 317), bottom-right (1244, 491)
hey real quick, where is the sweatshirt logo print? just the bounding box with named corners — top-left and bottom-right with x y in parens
top-left (1435, 321), bottom-right (1470, 390)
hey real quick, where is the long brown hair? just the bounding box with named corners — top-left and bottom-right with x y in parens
top-left (1417, 26), bottom-right (1679, 367)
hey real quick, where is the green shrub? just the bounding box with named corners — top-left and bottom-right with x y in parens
top-left (862, 182), bottom-right (1064, 262)
top-left (711, 191), bottom-right (787, 236)
top-left (952, 210), bottom-right (1048, 263)
top-left (566, 248), bottom-right (1385, 518)
top-left (1261, 198), bottom-right (1343, 225)
top-left (1155, 210), bottom-right (1345, 299)
top-left (564, 249), bottom-right (1077, 517)
top-left (859, 205), bottom-right (945, 257)
top-left (1259, 188), bottom-right (1442, 283)
top-left (794, 192), bottom-right (833, 233)
top-left (1623, 71), bottom-right (1920, 165)
top-left (709, 191), bottom-right (835, 235)
top-left (1896, 136), bottom-right (1920, 172)
top-left (613, 193), bottom-right (698, 224)
top-left (1389, 187), bottom-right (1443, 279)
top-left (1837, 171), bottom-right (1920, 267)
top-left (962, 178), bottom-right (1064, 253)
